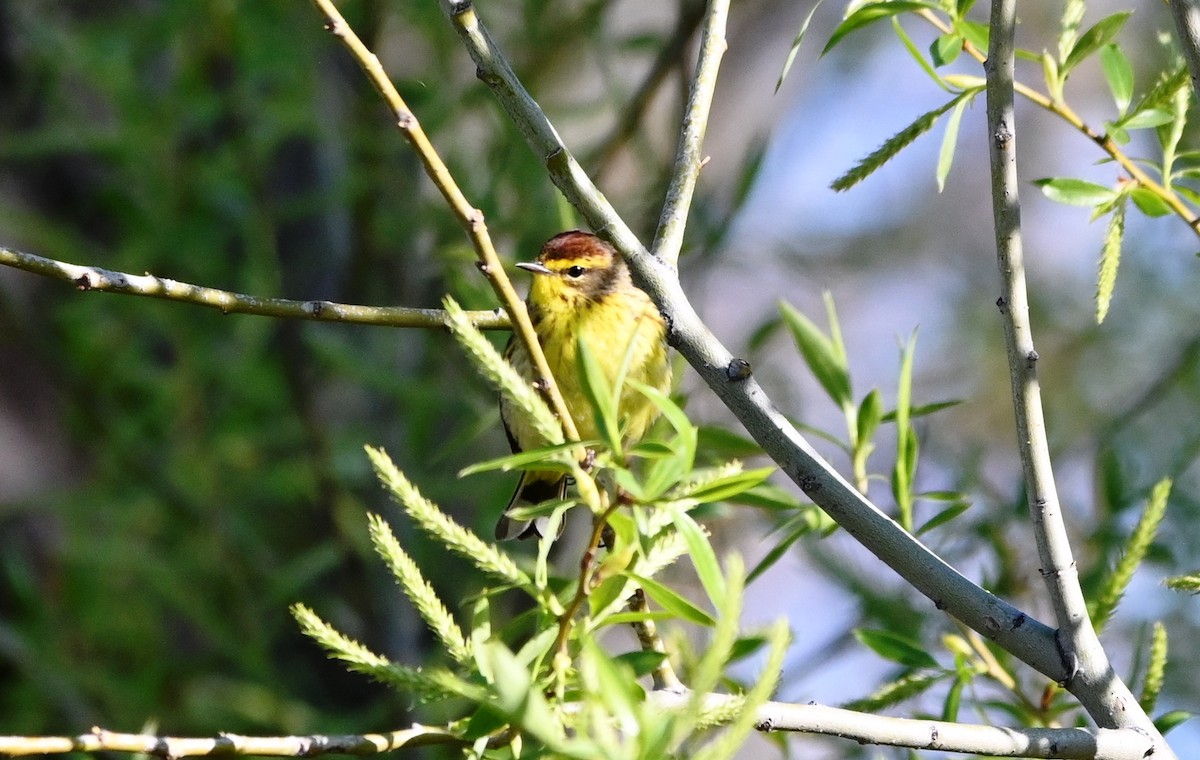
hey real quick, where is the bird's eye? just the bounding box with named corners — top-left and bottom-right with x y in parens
top-left (566, 265), bottom-right (586, 278)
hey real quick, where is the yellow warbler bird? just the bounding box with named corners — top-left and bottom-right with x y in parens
top-left (496, 230), bottom-right (671, 540)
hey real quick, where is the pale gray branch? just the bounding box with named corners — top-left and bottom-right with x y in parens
top-left (984, 0), bottom-right (1172, 756)
top-left (651, 0), bottom-right (729, 267)
top-left (0, 246), bottom-right (508, 329)
top-left (654, 692), bottom-right (1156, 760)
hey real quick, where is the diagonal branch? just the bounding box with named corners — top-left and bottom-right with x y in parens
top-left (650, 0), bottom-right (729, 267)
top-left (984, 1), bottom-right (1172, 755)
top-left (435, 0), bottom-right (1068, 681)
top-left (311, 0), bottom-right (579, 442)
top-left (0, 246), bottom-right (508, 330)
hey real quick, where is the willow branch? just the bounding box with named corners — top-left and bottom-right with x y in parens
top-left (650, 0), bottom-right (728, 267)
top-left (311, 0), bottom-right (579, 442)
top-left (629, 588), bottom-right (683, 692)
top-left (0, 725), bottom-right (462, 758)
top-left (1169, 0), bottom-right (1200, 107)
top-left (984, 2), bottom-right (1172, 755)
top-left (0, 701), bottom-right (1156, 760)
top-left (0, 247), bottom-right (508, 329)
top-left (435, 0), bottom-right (1067, 682)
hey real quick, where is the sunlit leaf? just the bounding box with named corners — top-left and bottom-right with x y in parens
top-left (855, 628), bottom-right (939, 669)
top-left (1062, 12), bottom-right (1131, 76)
top-left (776, 0), bottom-right (824, 92)
top-left (672, 510), bottom-right (727, 608)
top-left (1100, 44), bottom-right (1133, 115)
top-left (628, 572), bottom-right (715, 627)
top-left (929, 33), bottom-right (962, 67)
top-left (1034, 177), bottom-right (1118, 207)
top-left (823, 2), bottom-right (940, 57)
top-left (780, 301), bottom-right (852, 406)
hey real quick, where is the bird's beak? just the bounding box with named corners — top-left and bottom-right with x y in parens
top-left (516, 261), bottom-right (553, 275)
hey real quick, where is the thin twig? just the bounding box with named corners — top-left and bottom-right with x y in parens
top-left (435, 0), bottom-right (1069, 683)
top-left (311, 0), bottom-right (579, 442)
top-left (984, 2), bottom-right (1172, 755)
top-left (651, 0), bottom-right (729, 267)
top-left (551, 500), bottom-right (620, 664)
top-left (0, 247), bottom-right (508, 329)
top-left (629, 588), bottom-right (683, 691)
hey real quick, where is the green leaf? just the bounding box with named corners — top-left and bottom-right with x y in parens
top-left (881, 399), bottom-right (961, 422)
top-left (612, 649), bottom-right (668, 678)
top-left (1034, 177), bottom-right (1118, 207)
top-left (630, 380), bottom-right (697, 467)
top-left (937, 90), bottom-right (974, 191)
top-left (955, 0), bottom-right (976, 17)
top-left (1062, 12), bottom-right (1131, 76)
top-left (576, 337), bottom-right (622, 455)
top-left (628, 572), bottom-right (716, 627)
top-left (1100, 44), bottom-right (1133, 115)
top-left (780, 301), bottom-right (852, 406)
top-left (822, 2), bottom-right (940, 57)
top-left (776, 0), bottom-right (824, 92)
top-left (941, 676), bottom-right (965, 722)
top-left (1119, 108), bottom-right (1175, 130)
top-left (1095, 200), bottom-right (1125, 324)
top-left (1154, 710), bottom-right (1193, 735)
top-left (856, 389), bottom-right (884, 449)
top-left (957, 19), bottom-right (988, 50)
top-left (1129, 187), bottom-right (1173, 217)
top-left (458, 441), bottom-right (588, 477)
top-left (892, 17), bottom-right (950, 92)
top-left (680, 466), bottom-right (775, 504)
top-left (855, 628), bottom-right (939, 669)
top-left (697, 425), bottom-right (764, 459)
top-left (672, 510), bottom-right (727, 608)
top-left (929, 33), bottom-right (962, 67)
top-left (747, 512), bottom-right (822, 584)
top-left (915, 502), bottom-right (970, 535)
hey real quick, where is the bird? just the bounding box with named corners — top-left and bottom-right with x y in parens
top-left (496, 230), bottom-right (671, 540)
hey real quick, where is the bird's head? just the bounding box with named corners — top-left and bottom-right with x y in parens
top-left (517, 230), bottom-right (628, 309)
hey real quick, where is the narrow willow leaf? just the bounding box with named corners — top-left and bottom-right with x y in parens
top-left (780, 301), bottom-right (852, 406)
top-left (1140, 621), bottom-right (1168, 713)
top-left (628, 572), bottom-right (716, 627)
top-left (1063, 12), bottom-right (1131, 76)
top-left (855, 628), bottom-right (939, 669)
top-left (941, 676), bottom-right (965, 722)
top-left (672, 509), bottom-right (728, 608)
top-left (929, 33), bottom-right (962, 67)
top-left (822, 1), bottom-right (940, 56)
top-left (915, 502), bottom-right (970, 535)
top-left (892, 333), bottom-right (918, 532)
top-left (1091, 478), bottom-right (1171, 631)
top-left (1100, 44), bottom-right (1133, 115)
top-left (1034, 177), bottom-right (1118, 206)
top-left (1155, 710), bottom-right (1193, 735)
top-left (1057, 0), bottom-right (1086, 63)
top-left (843, 671), bottom-right (946, 711)
top-left (746, 512), bottom-right (823, 583)
top-left (1095, 200), bottom-right (1125, 324)
top-left (1127, 65), bottom-right (1189, 120)
top-left (1130, 187), bottom-right (1172, 218)
top-left (831, 98), bottom-right (960, 191)
top-left (936, 90), bottom-right (975, 191)
top-left (576, 337), bottom-right (622, 455)
top-left (776, 0), bottom-right (824, 92)
top-left (856, 389), bottom-right (884, 449)
top-left (957, 19), bottom-right (988, 51)
top-left (1119, 108), bottom-right (1175, 130)
top-left (892, 17), bottom-right (950, 92)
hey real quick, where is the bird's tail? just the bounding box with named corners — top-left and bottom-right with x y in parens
top-left (494, 470), bottom-right (568, 540)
